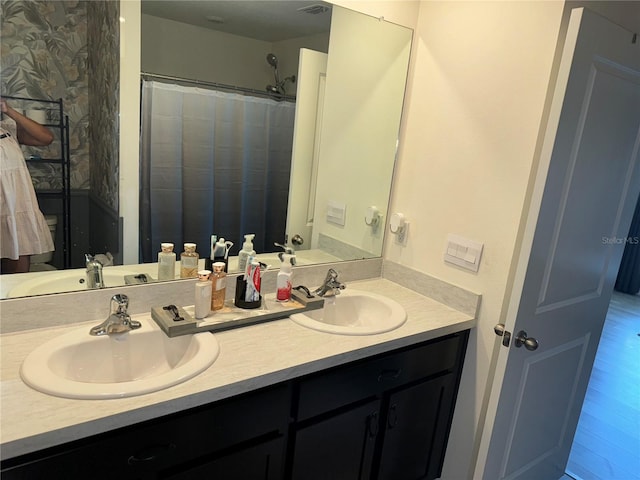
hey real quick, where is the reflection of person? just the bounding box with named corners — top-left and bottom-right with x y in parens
top-left (1, 97), bottom-right (55, 274)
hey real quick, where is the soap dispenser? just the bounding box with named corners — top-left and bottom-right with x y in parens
top-left (237, 234), bottom-right (256, 272)
top-left (276, 253), bottom-right (295, 301)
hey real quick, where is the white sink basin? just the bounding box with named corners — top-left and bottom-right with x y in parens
top-left (7, 268), bottom-right (141, 297)
top-left (20, 320), bottom-right (219, 399)
top-left (290, 289), bottom-right (407, 335)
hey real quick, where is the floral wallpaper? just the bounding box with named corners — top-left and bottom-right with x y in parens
top-left (1, 0), bottom-right (89, 190)
top-left (87, 0), bottom-right (119, 212)
top-left (0, 0), bottom-right (119, 212)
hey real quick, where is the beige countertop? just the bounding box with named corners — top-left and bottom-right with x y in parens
top-left (0, 278), bottom-right (476, 461)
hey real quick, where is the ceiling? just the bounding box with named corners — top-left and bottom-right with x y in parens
top-left (140, 1), bottom-right (333, 42)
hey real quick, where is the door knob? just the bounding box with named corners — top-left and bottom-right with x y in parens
top-left (291, 234), bottom-right (304, 246)
top-left (514, 330), bottom-right (539, 351)
top-left (494, 323), bottom-right (511, 347)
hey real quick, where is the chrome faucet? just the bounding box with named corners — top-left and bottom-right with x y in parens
top-left (85, 253), bottom-right (105, 289)
top-left (90, 294), bottom-right (141, 336)
top-left (315, 268), bottom-right (346, 297)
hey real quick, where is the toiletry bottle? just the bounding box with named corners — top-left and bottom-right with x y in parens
top-left (195, 270), bottom-right (212, 319)
top-left (245, 260), bottom-right (261, 302)
top-left (237, 234), bottom-right (256, 272)
top-left (157, 242), bottom-right (176, 281)
top-left (180, 242), bottom-right (199, 278)
top-left (214, 237), bottom-right (228, 271)
top-left (211, 261), bottom-right (227, 311)
top-left (277, 253), bottom-right (295, 301)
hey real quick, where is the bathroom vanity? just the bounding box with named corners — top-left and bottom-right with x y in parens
top-left (0, 278), bottom-right (476, 479)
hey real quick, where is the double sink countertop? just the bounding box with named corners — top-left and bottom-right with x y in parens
top-left (0, 277), bottom-right (476, 461)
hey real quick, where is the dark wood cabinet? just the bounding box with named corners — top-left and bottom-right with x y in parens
top-left (1, 331), bottom-right (469, 480)
top-left (377, 375), bottom-right (458, 480)
top-left (291, 399), bottom-right (381, 480)
top-left (163, 437), bottom-right (285, 480)
top-left (290, 331), bottom-right (468, 480)
top-left (1, 384), bottom-right (290, 480)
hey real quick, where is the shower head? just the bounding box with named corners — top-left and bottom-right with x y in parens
top-left (266, 85), bottom-right (281, 95)
top-left (266, 53), bottom-right (278, 68)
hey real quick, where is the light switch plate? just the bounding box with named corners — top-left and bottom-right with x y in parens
top-left (326, 200), bottom-right (346, 226)
top-left (444, 234), bottom-right (483, 272)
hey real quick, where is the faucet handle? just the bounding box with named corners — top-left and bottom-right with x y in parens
top-left (274, 242), bottom-right (295, 254)
top-left (110, 294), bottom-right (129, 315)
top-left (325, 268), bottom-right (339, 282)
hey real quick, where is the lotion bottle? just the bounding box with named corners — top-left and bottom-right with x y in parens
top-left (180, 243), bottom-right (199, 278)
top-left (277, 253), bottom-right (295, 301)
top-left (194, 270), bottom-right (212, 319)
top-left (211, 261), bottom-right (227, 311)
top-left (237, 234), bottom-right (256, 272)
top-left (157, 243), bottom-right (176, 281)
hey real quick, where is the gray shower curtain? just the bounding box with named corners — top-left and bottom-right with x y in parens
top-left (139, 80), bottom-right (296, 262)
top-left (615, 193), bottom-right (640, 294)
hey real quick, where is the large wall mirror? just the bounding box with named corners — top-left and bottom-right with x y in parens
top-left (0, 0), bottom-right (412, 299)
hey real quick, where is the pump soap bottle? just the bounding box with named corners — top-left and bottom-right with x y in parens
top-left (157, 242), bottom-right (176, 281)
top-left (195, 270), bottom-right (212, 319)
top-left (211, 261), bottom-right (227, 311)
top-left (180, 243), bottom-right (199, 278)
top-left (237, 234), bottom-right (256, 272)
top-left (277, 253), bottom-right (295, 301)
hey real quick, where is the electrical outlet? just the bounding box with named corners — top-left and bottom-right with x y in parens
top-left (395, 222), bottom-right (409, 245)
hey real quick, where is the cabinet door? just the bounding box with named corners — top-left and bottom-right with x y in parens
top-left (162, 437), bottom-right (285, 480)
top-left (377, 375), bottom-right (455, 480)
top-left (291, 399), bottom-right (381, 480)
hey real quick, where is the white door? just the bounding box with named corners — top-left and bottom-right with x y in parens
top-left (476, 8), bottom-right (640, 480)
top-left (286, 49), bottom-right (328, 250)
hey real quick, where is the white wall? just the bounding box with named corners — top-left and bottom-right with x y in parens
top-left (376, 0), bottom-right (639, 478)
top-left (385, 1), bottom-right (566, 477)
top-left (141, 14), bottom-right (327, 92)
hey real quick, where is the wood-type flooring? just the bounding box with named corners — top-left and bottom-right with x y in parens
top-left (565, 292), bottom-right (640, 480)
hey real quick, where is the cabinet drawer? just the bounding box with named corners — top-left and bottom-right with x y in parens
top-left (296, 334), bottom-right (463, 421)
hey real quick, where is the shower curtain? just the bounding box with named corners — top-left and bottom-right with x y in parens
top-left (139, 80), bottom-right (296, 263)
top-left (615, 192), bottom-right (640, 294)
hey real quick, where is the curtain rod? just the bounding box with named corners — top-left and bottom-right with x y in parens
top-left (140, 72), bottom-right (296, 102)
